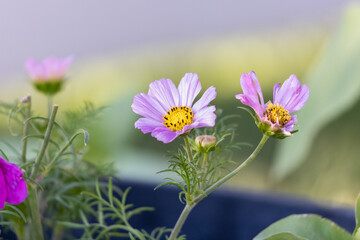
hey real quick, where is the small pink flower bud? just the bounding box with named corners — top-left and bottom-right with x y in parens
top-left (20, 94), bottom-right (31, 104)
top-left (195, 135), bottom-right (216, 152)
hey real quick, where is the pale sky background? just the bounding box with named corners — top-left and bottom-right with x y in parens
top-left (0, 0), bottom-right (356, 78)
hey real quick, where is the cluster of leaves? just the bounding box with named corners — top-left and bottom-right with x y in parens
top-left (156, 112), bottom-right (247, 204)
top-left (0, 99), bottom-right (111, 239)
top-left (61, 178), bottom-right (172, 240)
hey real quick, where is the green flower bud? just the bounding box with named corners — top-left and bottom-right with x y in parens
top-left (195, 135), bottom-right (216, 153)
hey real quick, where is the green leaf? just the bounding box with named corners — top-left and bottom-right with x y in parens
top-left (254, 214), bottom-right (352, 240)
top-left (237, 106), bottom-right (258, 122)
top-left (271, 4), bottom-right (360, 179)
top-left (108, 177), bottom-right (113, 206)
top-left (58, 221), bottom-right (87, 229)
top-left (7, 205), bottom-right (26, 223)
top-left (354, 193), bottom-right (360, 236)
top-left (262, 232), bottom-right (306, 240)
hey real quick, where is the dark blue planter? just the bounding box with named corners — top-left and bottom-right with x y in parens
top-left (121, 180), bottom-right (355, 240)
top-left (0, 180), bottom-right (355, 240)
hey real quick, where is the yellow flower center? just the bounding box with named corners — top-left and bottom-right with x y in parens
top-left (163, 106), bottom-right (193, 131)
top-left (265, 103), bottom-right (291, 126)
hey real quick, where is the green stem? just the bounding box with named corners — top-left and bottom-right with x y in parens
top-left (21, 95), bottom-right (31, 163)
top-left (200, 153), bottom-right (208, 190)
top-left (193, 134), bottom-right (269, 204)
top-left (183, 135), bottom-right (194, 198)
top-left (168, 134), bottom-right (269, 240)
top-left (26, 188), bottom-right (44, 240)
top-left (51, 223), bottom-right (64, 240)
top-left (30, 105), bottom-right (58, 180)
top-left (183, 135), bottom-right (193, 162)
top-left (51, 130), bottom-right (87, 165)
top-left (26, 105), bottom-right (58, 240)
top-left (47, 96), bottom-right (53, 118)
top-left (168, 204), bottom-right (194, 240)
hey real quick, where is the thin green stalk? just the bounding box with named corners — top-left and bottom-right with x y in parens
top-left (183, 135), bottom-right (193, 162)
top-left (200, 153), bottom-right (208, 190)
top-left (30, 105), bottom-right (58, 180)
top-left (47, 96), bottom-right (53, 117)
top-left (193, 134), bottom-right (269, 204)
top-left (21, 95), bottom-right (31, 163)
top-left (168, 204), bottom-right (194, 240)
top-left (51, 130), bottom-right (87, 166)
top-left (51, 223), bottom-right (64, 240)
top-left (41, 130), bottom-right (88, 179)
top-left (26, 105), bottom-right (58, 240)
top-left (26, 188), bottom-right (44, 240)
top-left (183, 135), bottom-right (193, 198)
top-left (168, 134), bottom-right (269, 240)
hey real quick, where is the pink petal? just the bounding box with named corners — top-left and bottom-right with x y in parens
top-left (235, 94), bottom-right (264, 117)
top-left (191, 106), bottom-right (216, 128)
top-left (6, 178), bottom-right (27, 205)
top-left (131, 93), bottom-right (166, 121)
top-left (0, 158), bottom-right (27, 207)
top-left (238, 72), bottom-right (265, 116)
top-left (151, 127), bottom-right (179, 143)
top-left (284, 85), bottom-right (309, 113)
top-left (25, 56), bottom-right (73, 80)
top-left (178, 73), bottom-right (201, 107)
top-left (284, 115), bottom-right (298, 132)
top-left (135, 117), bottom-right (163, 134)
top-left (273, 75), bottom-right (300, 107)
top-left (273, 83), bottom-right (281, 102)
top-left (148, 78), bottom-right (179, 110)
top-left (249, 71), bottom-right (264, 106)
top-left (192, 86), bottom-right (216, 112)
top-left (0, 170), bottom-right (7, 209)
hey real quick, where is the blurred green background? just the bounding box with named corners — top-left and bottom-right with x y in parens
top-left (1, 1), bottom-right (360, 206)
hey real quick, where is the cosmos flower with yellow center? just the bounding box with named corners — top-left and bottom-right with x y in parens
top-left (132, 73), bottom-right (217, 143)
top-left (236, 71), bottom-right (309, 138)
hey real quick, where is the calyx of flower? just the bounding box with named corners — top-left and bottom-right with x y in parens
top-left (33, 80), bottom-right (64, 96)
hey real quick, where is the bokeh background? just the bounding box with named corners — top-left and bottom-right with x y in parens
top-left (1, 0), bottom-right (360, 206)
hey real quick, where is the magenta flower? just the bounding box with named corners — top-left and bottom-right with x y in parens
top-left (132, 73), bottom-right (217, 143)
top-left (0, 158), bottom-right (28, 209)
top-left (236, 71), bottom-right (309, 138)
top-left (25, 56), bottom-right (73, 95)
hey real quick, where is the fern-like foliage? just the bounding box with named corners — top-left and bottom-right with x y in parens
top-left (156, 112), bottom-right (248, 204)
top-left (0, 100), bottom-right (111, 239)
top-left (61, 178), bottom-right (172, 240)
top-left (62, 102), bottom-right (107, 134)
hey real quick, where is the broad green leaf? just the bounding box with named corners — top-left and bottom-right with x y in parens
top-left (271, 3), bottom-right (360, 179)
top-left (254, 214), bottom-right (352, 240)
top-left (354, 193), bottom-right (360, 236)
top-left (262, 232), bottom-right (306, 240)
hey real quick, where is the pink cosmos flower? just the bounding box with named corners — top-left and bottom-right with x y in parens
top-left (25, 56), bottom-right (73, 95)
top-left (235, 71), bottom-right (309, 138)
top-left (25, 56), bottom-right (73, 82)
top-left (0, 158), bottom-right (28, 209)
top-left (132, 73), bottom-right (217, 143)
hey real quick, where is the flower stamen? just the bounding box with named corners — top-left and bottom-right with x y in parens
top-left (265, 103), bottom-right (291, 126)
top-left (163, 106), bottom-right (193, 131)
